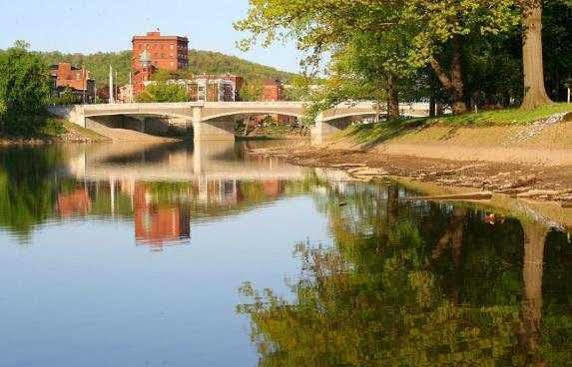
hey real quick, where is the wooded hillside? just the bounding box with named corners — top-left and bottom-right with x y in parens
top-left (38, 49), bottom-right (296, 86)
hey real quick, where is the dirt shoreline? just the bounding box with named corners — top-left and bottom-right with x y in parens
top-left (248, 140), bottom-right (572, 207)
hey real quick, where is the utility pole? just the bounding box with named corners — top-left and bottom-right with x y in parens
top-left (129, 72), bottom-right (133, 103)
top-left (115, 70), bottom-right (118, 102)
top-left (109, 65), bottom-right (114, 104)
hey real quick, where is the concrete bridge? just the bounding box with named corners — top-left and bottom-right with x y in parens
top-left (49, 101), bottom-right (430, 143)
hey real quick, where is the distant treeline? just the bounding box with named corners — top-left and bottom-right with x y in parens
top-left (37, 49), bottom-right (297, 86)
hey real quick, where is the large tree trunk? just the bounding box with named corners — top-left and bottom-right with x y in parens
top-left (429, 36), bottom-right (468, 115)
top-left (521, 1), bottom-right (552, 110)
top-left (429, 96), bottom-right (436, 117)
top-left (386, 75), bottom-right (400, 119)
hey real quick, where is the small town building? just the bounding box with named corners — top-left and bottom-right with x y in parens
top-left (50, 63), bottom-right (96, 103)
top-left (129, 31), bottom-right (247, 102)
top-left (132, 31), bottom-right (188, 96)
top-left (187, 74), bottom-right (244, 102)
top-left (263, 79), bottom-right (284, 101)
top-left (132, 49), bottom-right (157, 96)
top-left (142, 74), bottom-right (245, 102)
top-left (132, 31), bottom-right (189, 71)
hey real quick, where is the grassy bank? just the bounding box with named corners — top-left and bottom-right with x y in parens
top-left (342, 103), bottom-right (572, 148)
top-left (430, 103), bottom-right (571, 126)
top-left (1, 116), bottom-right (109, 145)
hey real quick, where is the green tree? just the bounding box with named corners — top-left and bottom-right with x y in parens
top-left (0, 41), bottom-right (51, 135)
top-left (136, 82), bottom-right (190, 103)
top-left (239, 80), bottom-right (264, 101)
top-left (235, 0), bottom-right (521, 115)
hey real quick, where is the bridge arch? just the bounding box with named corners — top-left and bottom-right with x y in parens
top-left (84, 111), bottom-right (192, 120)
top-left (201, 110), bottom-right (304, 122)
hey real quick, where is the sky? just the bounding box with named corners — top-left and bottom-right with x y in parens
top-left (0, 0), bottom-right (301, 72)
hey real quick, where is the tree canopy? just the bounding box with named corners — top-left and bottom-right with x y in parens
top-left (136, 82), bottom-right (190, 103)
top-left (0, 41), bottom-right (51, 135)
top-left (236, 0), bottom-right (571, 116)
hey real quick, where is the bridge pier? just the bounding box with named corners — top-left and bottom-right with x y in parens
top-left (192, 120), bottom-right (235, 143)
top-left (311, 114), bottom-right (353, 145)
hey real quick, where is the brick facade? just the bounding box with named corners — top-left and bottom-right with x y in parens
top-left (132, 31), bottom-right (189, 72)
top-left (133, 63), bottom-right (157, 96)
top-left (263, 79), bottom-right (284, 101)
top-left (50, 63), bottom-right (96, 103)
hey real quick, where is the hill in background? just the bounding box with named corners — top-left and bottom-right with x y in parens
top-left (39, 49), bottom-right (297, 86)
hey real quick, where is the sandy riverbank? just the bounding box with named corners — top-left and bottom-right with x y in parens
top-left (248, 117), bottom-right (572, 206)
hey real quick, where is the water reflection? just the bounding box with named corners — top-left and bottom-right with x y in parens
top-left (238, 184), bottom-right (572, 366)
top-left (0, 143), bottom-right (570, 365)
top-left (0, 142), bottom-right (313, 250)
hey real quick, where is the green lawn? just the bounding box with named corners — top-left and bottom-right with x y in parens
top-left (342, 103), bottom-right (572, 147)
top-left (430, 103), bottom-right (571, 126)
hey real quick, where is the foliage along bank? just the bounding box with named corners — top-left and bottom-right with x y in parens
top-left (0, 41), bottom-right (52, 136)
top-left (235, 0), bottom-right (572, 117)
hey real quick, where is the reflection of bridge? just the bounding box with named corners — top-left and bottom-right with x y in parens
top-left (66, 141), bottom-right (311, 182)
top-left (50, 101), bottom-right (430, 143)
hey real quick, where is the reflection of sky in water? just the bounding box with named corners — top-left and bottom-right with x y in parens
top-left (0, 196), bottom-right (331, 367)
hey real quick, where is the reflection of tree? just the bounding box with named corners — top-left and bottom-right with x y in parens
top-left (432, 208), bottom-right (466, 268)
top-left (519, 222), bottom-right (548, 365)
top-left (238, 184), bottom-right (572, 366)
top-left (0, 147), bottom-right (64, 238)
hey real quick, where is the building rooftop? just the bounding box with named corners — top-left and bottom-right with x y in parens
top-left (132, 31), bottom-right (188, 42)
top-left (50, 63), bottom-right (81, 71)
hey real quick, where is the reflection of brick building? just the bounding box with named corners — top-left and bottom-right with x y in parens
top-left (263, 180), bottom-right (284, 198)
top-left (50, 63), bottom-right (96, 103)
top-left (133, 184), bottom-right (190, 250)
top-left (263, 79), bottom-right (284, 101)
top-left (56, 189), bottom-right (92, 217)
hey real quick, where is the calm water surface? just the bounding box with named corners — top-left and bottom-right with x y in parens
top-left (0, 141), bottom-right (570, 366)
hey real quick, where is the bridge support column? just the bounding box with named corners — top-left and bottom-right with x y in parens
top-left (193, 120), bottom-right (236, 143)
top-left (311, 114), bottom-right (351, 145)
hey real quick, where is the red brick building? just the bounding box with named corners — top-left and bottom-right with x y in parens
top-left (50, 63), bottom-right (96, 103)
top-left (263, 79), bottom-right (284, 101)
top-left (132, 31), bottom-right (189, 72)
top-left (131, 31), bottom-right (189, 96)
top-left (132, 49), bottom-right (157, 95)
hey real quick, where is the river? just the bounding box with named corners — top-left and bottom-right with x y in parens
top-left (0, 141), bottom-right (570, 366)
